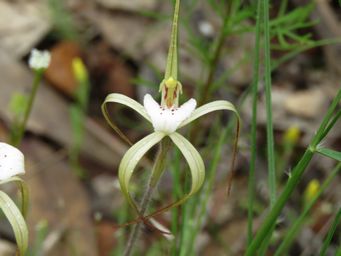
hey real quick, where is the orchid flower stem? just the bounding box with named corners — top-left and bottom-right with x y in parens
top-left (12, 70), bottom-right (44, 146)
top-left (124, 138), bottom-right (171, 256)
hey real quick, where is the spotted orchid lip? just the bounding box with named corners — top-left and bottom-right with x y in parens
top-left (0, 143), bottom-right (25, 181)
top-left (143, 94), bottom-right (197, 134)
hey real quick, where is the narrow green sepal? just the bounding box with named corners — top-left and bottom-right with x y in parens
top-left (0, 177), bottom-right (29, 218)
top-left (118, 132), bottom-right (166, 213)
top-left (164, 0), bottom-right (180, 80)
top-left (0, 191), bottom-right (28, 256)
top-left (160, 0), bottom-right (182, 108)
top-left (101, 93), bottom-right (152, 145)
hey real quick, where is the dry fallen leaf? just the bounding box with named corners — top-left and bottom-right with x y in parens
top-left (45, 41), bottom-right (82, 97)
top-left (0, 1), bottom-right (50, 58)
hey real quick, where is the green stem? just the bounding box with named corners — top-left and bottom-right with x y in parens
top-left (170, 149), bottom-right (181, 256)
top-left (254, 0), bottom-right (277, 251)
top-left (246, 149), bottom-right (314, 256)
top-left (319, 207), bottom-right (341, 256)
top-left (12, 70), bottom-right (44, 146)
top-left (248, 0), bottom-right (262, 246)
top-left (336, 244), bottom-right (341, 256)
top-left (246, 89), bottom-right (341, 255)
top-left (275, 162), bottom-right (341, 256)
top-left (123, 138), bottom-right (171, 256)
top-left (263, 0), bottom-right (276, 207)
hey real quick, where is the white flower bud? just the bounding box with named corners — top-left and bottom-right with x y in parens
top-left (0, 143), bottom-right (25, 180)
top-left (28, 49), bottom-right (51, 70)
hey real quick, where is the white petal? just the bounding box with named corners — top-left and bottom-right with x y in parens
top-left (0, 143), bottom-right (25, 180)
top-left (144, 94), bottom-right (196, 134)
top-left (28, 49), bottom-right (51, 70)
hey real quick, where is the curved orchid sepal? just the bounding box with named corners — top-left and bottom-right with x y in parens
top-left (0, 177), bottom-right (29, 218)
top-left (101, 93), bottom-right (152, 145)
top-left (0, 191), bottom-right (28, 256)
top-left (117, 131), bottom-right (174, 234)
top-left (179, 100), bottom-right (240, 128)
top-left (118, 132), bottom-right (166, 213)
top-left (116, 132), bottom-right (205, 227)
top-left (169, 132), bottom-right (205, 198)
top-left (180, 99), bottom-right (241, 195)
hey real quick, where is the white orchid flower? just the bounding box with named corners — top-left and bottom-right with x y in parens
top-left (101, 0), bottom-right (240, 223)
top-left (0, 142), bottom-right (25, 180)
top-left (28, 48), bottom-right (51, 70)
top-left (0, 142), bottom-right (28, 255)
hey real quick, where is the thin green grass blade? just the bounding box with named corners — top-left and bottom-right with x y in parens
top-left (275, 162), bottom-right (341, 255)
top-left (0, 191), bottom-right (28, 256)
top-left (319, 108), bottom-right (341, 144)
top-left (246, 89), bottom-right (341, 255)
top-left (263, 0), bottom-right (276, 208)
top-left (248, 0), bottom-right (262, 245)
top-left (316, 147), bottom-right (341, 162)
top-left (320, 208), bottom-right (341, 256)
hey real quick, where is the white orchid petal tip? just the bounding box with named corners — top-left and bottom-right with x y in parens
top-left (0, 143), bottom-right (25, 181)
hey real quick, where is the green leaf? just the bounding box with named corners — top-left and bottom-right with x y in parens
top-left (0, 191), bottom-right (28, 255)
top-left (101, 93), bottom-right (151, 145)
top-left (0, 177), bottom-right (29, 218)
top-left (316, 147), bottom-right (341, 162)
top-left (118, 132), bottom-right (165, 213)
top-left (179, 100), bottom-right (240, 128)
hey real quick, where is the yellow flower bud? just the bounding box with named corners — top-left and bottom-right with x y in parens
top-left (304, 179), bottom-right (320, 204)
top-left (72, 57), bottom-right (88, 83)
top-left (283, 126), bottom-right (300, 145)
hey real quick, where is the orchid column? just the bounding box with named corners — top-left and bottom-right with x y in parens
top-left (101, 0), bottom-right (240, 255)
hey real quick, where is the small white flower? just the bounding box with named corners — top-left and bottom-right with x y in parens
top-left (28, 49), bottom-right (51, 70)
top-left (0, 143), bottom-right (25, 180)
top-left (144, 94), bottom-right (196, 134)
